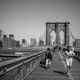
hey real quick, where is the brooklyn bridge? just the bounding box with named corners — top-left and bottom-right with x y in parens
top-left (0, 22), bottom-right (80, 80)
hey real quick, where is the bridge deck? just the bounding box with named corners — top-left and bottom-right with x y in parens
top-left (26, 51), bottom-right (80, 80)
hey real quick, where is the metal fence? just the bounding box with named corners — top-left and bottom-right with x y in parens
top-left (0, 50), bottom-right (46, 80)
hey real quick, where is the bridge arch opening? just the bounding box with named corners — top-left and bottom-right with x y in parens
top-left (50, 30), bottom-right (56, 46)
top-left (59, 30), bottom-right (65, 46)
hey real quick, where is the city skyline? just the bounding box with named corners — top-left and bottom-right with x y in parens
top-left (0, 0), bottom-right (80, 43)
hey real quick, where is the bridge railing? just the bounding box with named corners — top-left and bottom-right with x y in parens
top-left (0, 47), bottom-right (49, 62)
top-left (74, 48), bottom-right (80, 61)
top-left (0, 50), bottom-right (46, 80)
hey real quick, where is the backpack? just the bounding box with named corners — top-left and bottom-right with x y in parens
top-left (48, 52), bottom-right (52, 60)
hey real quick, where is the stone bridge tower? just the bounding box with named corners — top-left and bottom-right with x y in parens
top-left (46, 22), bottom-right (70, 47)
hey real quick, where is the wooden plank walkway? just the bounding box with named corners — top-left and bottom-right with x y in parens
top-left (26, 51), bottom-right (80, 80)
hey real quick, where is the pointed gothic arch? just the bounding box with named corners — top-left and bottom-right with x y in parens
top-left (46, 22), bottom-right (70, 47)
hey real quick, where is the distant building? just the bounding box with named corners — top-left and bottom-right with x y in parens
top-left (2, 34), bottom-right (18, 49)
top-left (39, 40), bottom-right (44, 46)
top-left (0, 29), bottom-right (3, 48)
top-left (38, 35), bottom-right (44, 46)
top-left (30, 38), bottom-right (37, 47)
top-left (21, 39), bottom-right (27, 47)
top-left (0, 40), bottom-right (2, 48)
top-left (16, 41), bottom-right (20, 48)
top-left (73, 39), bottom-right (80, 47)
top-left (3, 35), bottom-right (7, 38)
top-left (0, 29), bottom-right (3, 40)
top-left (9, 34), bottom-right (14, 40)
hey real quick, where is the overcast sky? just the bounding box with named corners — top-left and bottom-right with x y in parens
top-left (0, 0), bottom-right (80, 43)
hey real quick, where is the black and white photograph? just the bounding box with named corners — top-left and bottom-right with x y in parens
top-left (0, 0), bottom-right (80, 80)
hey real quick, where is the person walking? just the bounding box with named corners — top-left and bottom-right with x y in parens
top-left (45, 48), bottom-right (52, 68)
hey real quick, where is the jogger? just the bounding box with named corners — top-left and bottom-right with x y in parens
top-left (64, 46), bottom-right (75, 75)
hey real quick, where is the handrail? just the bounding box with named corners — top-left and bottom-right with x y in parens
top-left (0, 50), bottom-right (46, 78)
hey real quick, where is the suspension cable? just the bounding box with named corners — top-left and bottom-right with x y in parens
top-left (69, 28), bottom-right (76, 40)
top-left (69, 28), bottom-right (80, 47)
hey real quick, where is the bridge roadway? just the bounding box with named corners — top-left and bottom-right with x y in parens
top-left (0, 46), bottom-right (49, 62)
top-left (26, 51), bottom-right (80, 80)
top-left (0, 46), bottom-right (49, 53)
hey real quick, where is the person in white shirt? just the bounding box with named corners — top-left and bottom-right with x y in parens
top-left (65, 46), bottom-right (75, 75)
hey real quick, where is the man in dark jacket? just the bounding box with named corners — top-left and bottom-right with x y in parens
top-left (45, 48), bottom-right (52, 68)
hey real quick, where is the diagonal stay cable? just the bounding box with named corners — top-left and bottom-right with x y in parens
top-left (69, 28), bottom-right (80, 47)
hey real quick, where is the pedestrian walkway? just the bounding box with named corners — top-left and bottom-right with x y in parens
top-left (70, 56), bottom-right (80, 80)
top-left (26, 51), bottom-right (80, 80)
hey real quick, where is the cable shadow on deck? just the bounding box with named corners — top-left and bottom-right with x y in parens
top-left (53, 70), bottom-right (69, 77)
top-left (39, 65), bottom-right (47, 69)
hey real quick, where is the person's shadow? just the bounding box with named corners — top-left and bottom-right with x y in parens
top-left (39, 64), bottom-right (47, 69)
top-left (53, 70), bottom-right (69, 77)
